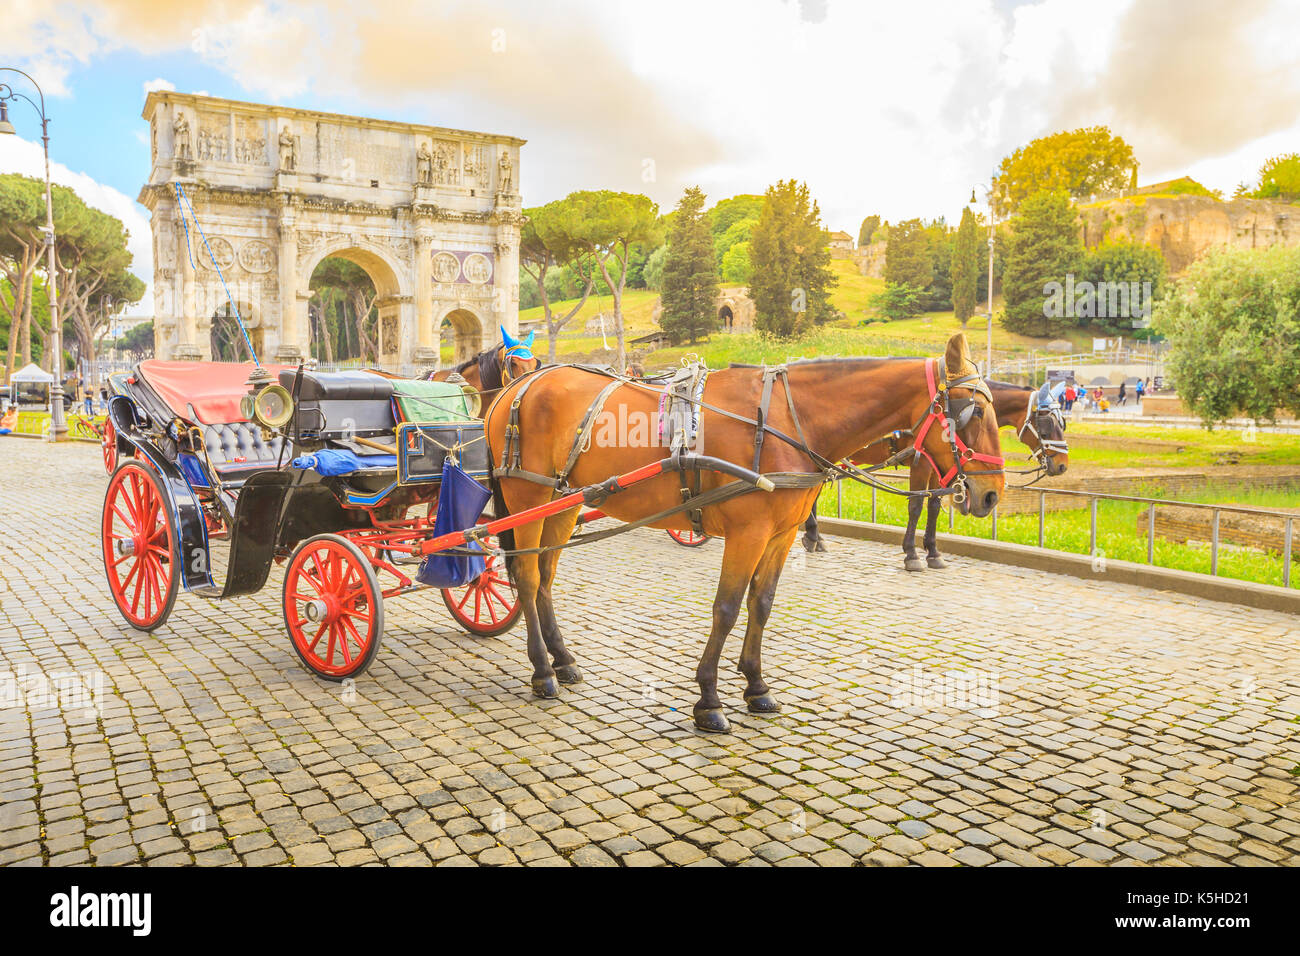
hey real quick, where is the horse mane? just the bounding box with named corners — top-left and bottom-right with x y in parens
top-left (478, 345), bottom-right (504, 392)
top-left (455, 351), bottom-right (485, 374)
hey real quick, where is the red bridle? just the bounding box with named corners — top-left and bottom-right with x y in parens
top-left (911, 358), bottom-right (1005, 489)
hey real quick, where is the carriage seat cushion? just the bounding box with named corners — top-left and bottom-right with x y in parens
top-left (277, 369), bottom-right (394, 402)
top-left (202, 422), bottom-right (290, 475)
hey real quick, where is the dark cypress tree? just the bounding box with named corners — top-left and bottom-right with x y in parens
top-left (951, 206), bottom-right (980, 327)
top-left (750, 180), bottom-right (838, 338)
top-left (659, 186), bottom-right (721, 344)
top-left (1002, 190), bottom-right (1084, 336)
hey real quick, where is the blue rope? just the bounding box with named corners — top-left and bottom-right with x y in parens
top-left (173, 182), bottom-right (260, 367)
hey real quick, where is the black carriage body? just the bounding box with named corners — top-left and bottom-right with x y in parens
top-left (280, 369), bottom-right (397, 440)
top-left (107, 362), bottom-right (486, 601)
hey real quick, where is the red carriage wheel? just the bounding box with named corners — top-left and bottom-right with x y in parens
top-left (283, 534), bottom-right (384, 680)
top-left (101, 418), bottom-right (117, 475)
top-left (441, 535), bottom-right (521, 637)
top-left (102, 460), bottom-right (179, 632)
top-left (667, 528), bottom-right (712, 547)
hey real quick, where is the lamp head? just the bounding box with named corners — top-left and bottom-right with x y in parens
top-left (0, 101), bottom-right (14, 136)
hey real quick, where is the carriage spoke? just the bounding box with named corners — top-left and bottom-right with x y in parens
top-left (113, 504), bottom-right (135, 530)
top-left (306, 621), bottom-right (327, 652)
top-left (454, 586), bottom-right (474, 612)
top-left (485, 582), bottom-right (515, 608)
top-left (338, 618), bottom-right (362, 664)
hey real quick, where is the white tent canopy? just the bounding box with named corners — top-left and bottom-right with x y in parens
top-left (11, 363), bottom-right (54, 383)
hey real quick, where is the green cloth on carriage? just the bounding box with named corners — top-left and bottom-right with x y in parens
top-left (389, 379), bottom-right (475, 424)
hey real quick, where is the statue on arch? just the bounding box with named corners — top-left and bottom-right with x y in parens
top-left (173, 112), bottom-right (192, 161)
top-left (278, 127), bottom-right (296, 171)
top-left (497, 150), bottom-right (513, 195)
top-left (417, 142), bottom-right (432, 184)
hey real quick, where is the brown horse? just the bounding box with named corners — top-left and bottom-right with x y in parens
top-left (802, 379), bottom-right (1070, 566)
top-left (429, 330), bottom-right (541, 412)
top-left (483, 332), bottom-right (1004, 732)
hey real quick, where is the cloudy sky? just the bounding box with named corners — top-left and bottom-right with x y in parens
top-left (2, 0), bottom-right (1298, 314)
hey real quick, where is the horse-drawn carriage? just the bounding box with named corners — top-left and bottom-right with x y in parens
top-left (101, 359), bottom-right (529, 678)
top-left (100, 358), bottom-right (772, 684)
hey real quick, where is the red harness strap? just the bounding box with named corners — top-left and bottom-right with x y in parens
top-left (911, 358), bottom-right (1005, 488)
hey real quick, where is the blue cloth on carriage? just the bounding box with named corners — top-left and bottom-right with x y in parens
top-left (416, 459), bottom-right (492, 588)
top-left (290, 449), bottom-right (398, 476)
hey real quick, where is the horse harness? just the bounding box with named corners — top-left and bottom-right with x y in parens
top-left (908, 358), bottom-right (1005, 492)
top-left (1017, 389), bottom-right (1068, 467)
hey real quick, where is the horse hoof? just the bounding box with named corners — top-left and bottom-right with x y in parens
top-left (531, 675), bottom-right (561, 699)
top-left (554, 663), bottom-right (583, 684)
top-left (926, 555), bottom-right (948, 569)
top-left (693, 707), bottom-right (731, 733)
top-left (801, 535), bottom-right (818, 553)
top-left (814, 539), bottom-right (828, 553)
top-left (745, 692), bottom-right (781, 714)
top-left (904, 556), bottom-right (927, 572)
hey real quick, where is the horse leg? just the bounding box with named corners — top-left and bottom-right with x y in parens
top-left (535, 510), bottom-right (582, 684)
top-left (738, 525), bottom-right (800, 714)
top-left (801, 503), bottom-right (827, 553)
top-left (503, 503), bottom-right (560, 699)
top-left (694, 532), bottom-right (768, 733)
top-left (924, 494), bottom-right (947, 569)
top-left (902, 494), bottom-right (926, 571)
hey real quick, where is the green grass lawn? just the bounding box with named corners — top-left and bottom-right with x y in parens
top-left (518, 287), bottom-right (662, 335)
top-left (821, 479), bottom-right (1300, 589)
top-left (1064, 422), bottom-right (1300, 469)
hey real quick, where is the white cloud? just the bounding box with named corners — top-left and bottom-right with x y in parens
top-left (0, 134), bottom-right (153, 317)
top-left (142, 77), bottom-right (175, 95)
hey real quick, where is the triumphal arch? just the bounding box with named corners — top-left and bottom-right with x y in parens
top-left (138, 91), bottom-right (525, 371)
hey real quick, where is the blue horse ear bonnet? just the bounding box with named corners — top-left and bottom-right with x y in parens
top-left (500, 325), bottom-right (535, 360)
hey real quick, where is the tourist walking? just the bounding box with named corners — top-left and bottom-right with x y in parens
top-left (1119, 382), bottom-right (1127, 406)
top-left (1135, 379), bottom-right (1145, 404)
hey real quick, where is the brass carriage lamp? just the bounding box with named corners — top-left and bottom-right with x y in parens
top-left (239, 365), bottom-right (294, 430)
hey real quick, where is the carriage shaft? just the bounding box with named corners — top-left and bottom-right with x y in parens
top-left (413, 454), bottom-right (774, 558)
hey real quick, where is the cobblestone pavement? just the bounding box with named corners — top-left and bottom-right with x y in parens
top-left (2, 438), bottom-right (1298, 867)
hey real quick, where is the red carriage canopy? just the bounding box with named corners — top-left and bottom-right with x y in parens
top-left (136, 361), bottom-right (293, 425)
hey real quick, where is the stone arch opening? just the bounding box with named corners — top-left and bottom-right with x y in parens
top-left (306, 255), bottom-right (381, 366)
top-left (302, 244), bottom-right (406, 367)
top-left (208, 300), bottom-right (260, 361)
top-left (440, 308), bottom-right (486, 365)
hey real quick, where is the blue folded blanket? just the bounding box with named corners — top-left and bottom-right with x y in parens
top-left (291, 449), bottom-right (397, 476)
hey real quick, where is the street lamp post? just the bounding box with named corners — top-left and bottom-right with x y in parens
top-left (101, 294), bottom-right (113, 383)
top-left (973, 185), bottom-right (1008, 377)
top-left (0, 67), bottom-right (66, 441)
top-left (986, 232), bottom-right (994, 376)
